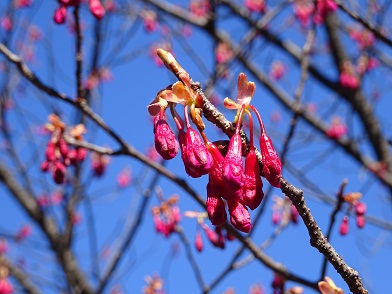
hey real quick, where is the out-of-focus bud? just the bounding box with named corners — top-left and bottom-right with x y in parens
top-left (339, 216), bottom-right (349, 236)
top-left (195, 231), bottom-right (203, 252)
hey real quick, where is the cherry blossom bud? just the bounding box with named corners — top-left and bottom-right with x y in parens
top-left (226, 230), bottom-right (235, 241)
top-left (201, 224), bottom-right (220, 247)
top-left (154, 112), bottom-right (179, 160)
top-left (241, 149), bottom-right (264, 210)
top-left (171, 205), bottom-right (181, 224)
top-left (153, 215), bottom-right (165, 234)
top-left (89, 0), bottom-right (105, 19)
top-left (206, 182), bottom-right (227, 226)
top-left (178, 127), bottom-right (212, 178)
top-left (0, 278), bottom-right (14, 294)
top-left (356, 215), bottom-right (365, 228)
top-left (215, 227), bottom-right (225, 249)
top-left (58, 138), bottom-right (69, 157)
top-left (54, 5), bottom-right (67, 24)
top-left (259, 133), bottom-right (282, 188)
top-left (53, 161), bottom-right (66, 184)
top-left (222, 133), bottom-right (243, 193)
top-left (228, 201), bottom-right (252, 233)
top-left (272, 211), bottom-right (280, 224)
top-left (16, 224), bottom-right (32, 242)
top-left (355, 201), bottom-right (366, 216)
top-left (45, 141), bottom-right (56, 161)
top-left (339, 216), bottom-right (349, 236)
top-left (195, 231), bottom-right (203, 252)
top-left (40, 160), bottom-right (50, 172)
top-left (76, 147), bottom-right (87, 162)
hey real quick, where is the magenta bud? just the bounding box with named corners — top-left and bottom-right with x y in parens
top-left (206, 182), bottom-right (227, 226)
top-left (356, 215), bottom-right (365, 228)
top-left (54, 5), bottom-right (67, 24)
top-left (40, 160), bottom-right (50, 172)
top-left (195, 231), bottom-right (203, 252)
top-left (52, 161), bottom-right (66, 184)
top-left (339, 216), bottom-right (349, 236)
top-left (45, 141), bottom-right (56, 162)
top-left (154, 112), bottom-right (179, 160)
top-left (179, 127), bottom-right (213, 178)
top-left (58, 138), bottom-right (69, 157)
top-left (228, 201), bottom-right (252, 233)
top-left (89, 0), bottom-right (105, 19)
top-left (76, 147), bottom-right (88, 162)
top-left (260, 133), bottom-right (282, 188)
top-left (222, 133), bottom-right (243, 192)
top-left (355, 202), bottom-right (366, 216)
top-left (241, 149), bottom-right (264, 210)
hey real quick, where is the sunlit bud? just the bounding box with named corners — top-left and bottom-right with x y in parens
top-left (195, 231), bottom-right (203, 252)
top-left (339, 216), bottom-right (349, 236)
top-left (206, 182), bottom-right (227, 226)
top-left (241, 149), bottom-right (264, 210)
top-left (54, 5), bottom-right (67, 24)
top-left (228, 201), bottom-right (252, 233)
top-left (76, 147), bottom-right (88, 162)
top-left (259, 133), bottom-right (282, 188)
top-left (45, 141), bottom-right (56, 162)
top-left (222, 133), bottom-right (243, 193)
top-left (52, 161), bottom-right (66, 184)
top-left (154, 112), bottom-right (179, 160)
top-left (89, 0), bottom-right (105, 19)
top-left (318, 276), bottom-right (344, 294)
top-left (356, 215), bottom-right (365, 228)
top-left (178, 127), bottom-right (212, 178)
top-left (355, 201), bottom-right (366, 216)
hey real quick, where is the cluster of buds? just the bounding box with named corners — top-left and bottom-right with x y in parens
top-left (41, 114), bottom-right (87, 184)
top-left (54, 0), bottom-right (105, 24)
top-left (148, 49), bottom-right (282, 233)
top-left (151, 194), bottom-right (181, 237)
top-left (184, 211), bottom-right (235, 252)
top-left (339, 192), bottom-right (366, 236)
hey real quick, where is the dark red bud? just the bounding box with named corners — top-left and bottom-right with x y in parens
top-left (260, 133), bottom-right (282, 188)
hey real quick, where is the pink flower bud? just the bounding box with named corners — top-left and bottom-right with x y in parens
top-left (222, 133), bottom-right (243, 192)
top-left (179, 127), bottom-right (212, 178)
top-left (16, 224), bottom-right (32, 242)
top-left (355, 201), bottom-right (366, 216)
top-left (153, 215), bottom-right (165, 234)
top-left (206, 182), bottom-right (227, 226)
top-left (272, 211), bottom-right (280, 225)
top-left (89, 0), bottom-right (105, 19)
top-left (259, 133), bottom-right (282, 188)
top-left (228, 201), bottom-right (252, 233)
top-left (154, 112), bottom-right (179, 160)
top-left (171, 205), bottom-right (181, 224)
top-left (241, 149), bottom-right (264, 210)
top-left (0, 278), bottom-right (14, 294)
top-left (45, 141), bottom-right (56, 161)
top-left (195, 231), bottom-right (203, 252)
top-left (58, 138), bottom-right (69, 157)
top-left (201, 224), bottom-right (219, 247)
top-left (339, 216), bottom-right (349, 236)
top-left (52, 161), bottom-right (66, 184)
top-left (76, 147), bottom-right (87, 162)
top-left (40, 160), bottom-right (50, 172)
top-left (356, 215), bottom-right (365, 228)
top-left (54, 5), bottom-right (67, 24)
top-left (214, 227), bottom-right (225, 249)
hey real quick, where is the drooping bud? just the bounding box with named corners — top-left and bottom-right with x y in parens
top-left (45, 141), bottom-right (56, 162)
top-left (58, 138), bottom-right (69, 158)
top-left (356, 215), bottom-right (365, 228)
top-left (54, 5), bottom-right (67, 24)
top-left (355, 201), bottom-right (366, 216)
top-left (339, 216), bottom-right (349, 236)
top-left (241, 149), bottom-right (264, 210)
top-left (259, 133), bottom-right (282, 188)
top-left (228, 201), bottom-right (252, 233)
top-left (154, 111), bottom-right (179, 160)
top-left (178, 127), bottom-right (212, 178)
top-left (206, 182), bottom-right (227, 226)
top-left (195, 231), bottom-right (203, 252)
top-left (40, 160), bottom-right (50, 172)
top-left (89, 0), bottom-right (105, 19)
top-left (222, 133), bottom-right (243, 194)
top-left (214, 227), bottom-right (225, 249)
top-left (52, 161), bottom-right (66, 184)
